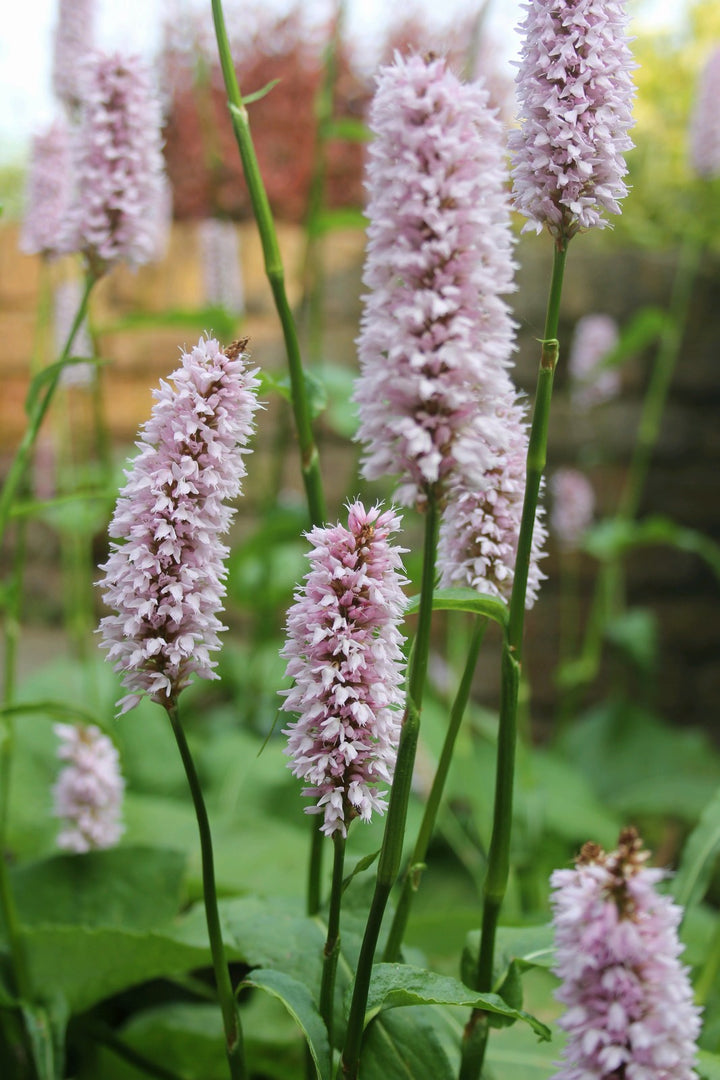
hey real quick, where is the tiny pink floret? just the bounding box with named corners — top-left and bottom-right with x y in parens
top-left (281, 502), bottom-right (407, 837)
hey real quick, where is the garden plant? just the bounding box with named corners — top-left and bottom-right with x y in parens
top-left (0, 0), bottom-right (719, 1079)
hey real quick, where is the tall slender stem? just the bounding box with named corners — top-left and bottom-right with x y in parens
top-left (459, 241), bottom-right (568, 1080)
top-left (210, 0), bottom-right (328, 915)
top-left (319, 832), bottom-right (347, 1051)
top-left (383, 616), bottom-right (488, 962)
top-left (165, 700), bottom-right (246, 1080)
top-left (341, 493), bottom-right (439, 1080)
top-left (0, 272), bottom-right (96, 548)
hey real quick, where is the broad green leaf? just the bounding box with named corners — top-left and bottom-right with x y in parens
top-left (406, 587), bottom-right (508, 629)
top-left (559, 701), bottom-right (720, 821)
top-left (604, 609), bottom-right (658, 672)
top-left (698, 1049), bottom-right (720, 1080)
top-left (8, 847), bottom-right (186, 933)
top-left (360, 964), bottom-right (550, 1040)
top-left (360, 1006), bottom-right (457, 1080)
top-left (20, 996), bottom-right (68, 1080)
top-left (583, 516), bottom-right (720, 579)
top-left (522, 749), bottom-right (621, 847)
top-left (23, 924), bottom-right (217, 1014)
top-left (462, 925), bottom-right (555, 993)
top-left (671, 786), bottom-right (720, 910)
top-left (242, 968), bottom-right (331, 1080)
top-left (485, 1018), bottom-right (564, 1079)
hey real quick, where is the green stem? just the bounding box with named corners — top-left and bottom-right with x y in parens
top-left (210, 0), bottom-right (328, 916)
top-left (694, 915), bottom-right (720, 1007)
top-left (340, 493), bottom-right (439, 1080)
top-left (0, 272), bottom-right (96, 549)
top-left (319, 832), bottom-right (346, 1050)
top-left (459, 241), bottom-right (568, 1080)
top-left (618, 236), bottom-right (702, 522)
top-left (165, 700), bottom-right (246, 1080)
top-left (383, 616), bottom-right (488, 962)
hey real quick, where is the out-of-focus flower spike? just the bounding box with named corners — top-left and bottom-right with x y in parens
top-left (53, 722), bottom-right (124, 852)
top-left (550, 467), bottom-right (595, 552)
top-left (52, 0), bottom-right (97, 109)
top-left (569, 314), bottom-right (621, 410)
top-left (19, 120), bottom-right (73, 260)
top-left (689, 46), bottom-right (720, 180)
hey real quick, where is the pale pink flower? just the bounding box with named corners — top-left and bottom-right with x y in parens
top-left (198, 219), bottom-right (246, 314)
top-left (354, 53), bottom-right (516, 508)
top-left (53, 723), bottom-right (124, 852)
top-left (281, 502), bottom-right (407, 838)
top-left (98, 337), bottom-right (260, 714)
top-left (54, 278), bottom-right (95, 389)
top-left (52, 0), bottom-right (97, 108)
top-left (509, 0), bottom-right (636, 242)
top-left (438, 385), bottom-right (546, 608)
top-left (19, 119), bottom-right (73, 259)
top-left (569, 314), bottom-right (621, 410)
top-left (63, 52), bottom-right (171, 275)
top-left (689, 46), bottom-right (720, 180)
top-left (550, 468), bottom-right (595, 551)
top-left (550, 829), bottom-right (701, 1080)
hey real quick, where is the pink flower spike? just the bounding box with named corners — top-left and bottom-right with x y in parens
top-left (550, 467), bottom-right (595, 552)
top-left (510, 0), bottom-right (636, 243)
top-left (550, 828), bottom-right (702, 1080)
top-left (569, 314), bottom-right (621, 410)
top-left (52, 0), bottom-right (97, 108)
top-left (19, 119), bottom-right (73, 260)
top-left (354, 53), bottom-right (517, 508)
top-left (63, 51), bottom-right (171, 275)
top-left (281, 502), bottom-right (408, 838)
top-left (53, 723), bottom-right (124, 852)
top-left (98, 336), bottom-right (261, 712)
top-left (438, 385), bottom-right (547, 609)
top-left (689, 46), bottom-right (720, 180)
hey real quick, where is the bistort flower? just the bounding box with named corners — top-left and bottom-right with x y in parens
top-left (550, 467), bottom-right (595, 551)
top-left (438, 385), bottom-right (546, 608)
top-left (198, 218), bottom-right (246, 315)
top-left (550, 828), bottom-right (702, 1080)
top-left (63, 51), bottom-right (171, 275)
top-left (281, 502), bottom-right (407, 838)
top-left (19, 120), bottom-right (73, 259)
top-left (569, 314), bottom-right (621, 410)
top-left (354, 53), bottom-right (516, 508)
top-left (52, 0), bottom-right (97, 109)
top-left (98, 336), bottom-right (260, 714)
top-left (53, 722), bottom-right (124, 852)
top-left (509, 0), bottom-right (636, 242)
top-left (689, 46), bottom-right (720, 180)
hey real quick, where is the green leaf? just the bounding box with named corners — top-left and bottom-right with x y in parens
top-left (360, 964), bottom-right (550, 1041)
top-left (24, 358), bottom-right (101, 418)
top-left (521, 748), bottom-right (621, 847)
top-left (698, 1049), bottom-right (720, 1080)
top-left (258, 368), bottom-right (327, 419)
top-left (242, 968), bottom-right (331, 1080)
top-left (8, 847), bottom-right (186, 933)
top-left (23, 924), bottom-right (217, 1014)
top-left (671, 786), bottom-right (720, 910)
top-left (20, 996), bottom-right (68, 1080)
top-left (559, 701), bottom-right (720, 821)
top-left (604, 609), bottom-right (658, 672)
top-left (243, 78), bottom-right (281, 105)
top-left (405, 587), bottom-right (508, 629)
top-left (342, 850), bottom-right (380, 894)
top-left (583, 516), bottom-right (720, 579)
top-left (323, 117), bottom-right (371, 142)
top-left (596, 306), bottom-right (671, 372)
top-left (461, 926), bottom-right (555, 996)
top-left (310, 208), bottom-right (368, 235)
top-left (359, 1006), bottom-right (457, 1080)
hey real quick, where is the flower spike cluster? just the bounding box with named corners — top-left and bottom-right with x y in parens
top-left (509, 0), bottom-right (636, 242)
top-left (354, 53), bottom-right (517, 508)
top-left (52, 0), bottom-right (97, 109)
top-left (53, 723), bottom-right (125, 852)
top-left (99, 336), bottom-right (260, 714)
top-left (62, 52), bottom-right (171, 275)
top-left (550, 828), bottom-right (702, 1080)
top-left (550, 467), bottom-right (595, 551)
top-left (438, 390), bottom-right (546, 608)
top-left (281, 502), bottom-right (407, 838)
top-left (20, 120), bottom-right (73, 259)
